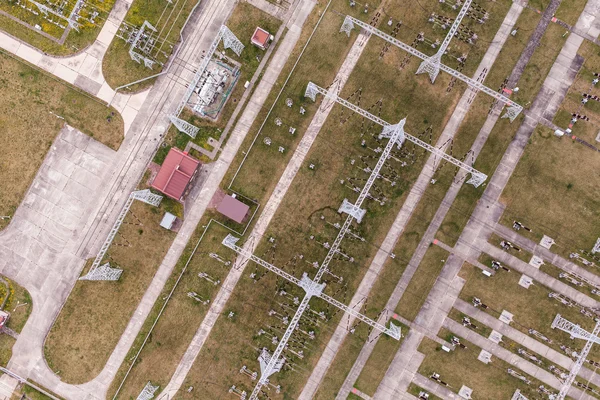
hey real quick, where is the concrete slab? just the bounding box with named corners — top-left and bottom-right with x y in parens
top-left (53, 64), bottom-right (79, 85)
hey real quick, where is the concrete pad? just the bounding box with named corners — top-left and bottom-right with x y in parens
top-left (79, 54), bottom-right (99, 78)
top-left (23, 193), bottom-right (55, 219)
top-left (37, 228), bottom-right (67, 253)
top-left (97, 81), bottom-right (116, 104)
top-left (0, 32), bottom-right (21, 54)
top-left (62, 126), bottom-right (90, 150)
top-left (529, 255), bottom-right (544, 268)
top-left (53, 63), bottom-right (78, 85)
top-left (74, 75), bottom-right (102, 96)
top-left (122, 105), bottom-right (138, 133)
top-left (78, 151), bottom-right (109, 175)
top-left (39, 165), bottom-right (69, 191)
top-left (540, 235), bottom-right (555, 249)
top-left (62, 178), bottom-right (92, 203)
top-left (458, 385), bottom-right (473, 399)
top-left (86, 42), bottom-right (108, 60)
top-left (84, 139), bottom-right (116, 166)
top-left (97, 20), bottom-right (120, 46)
top-left (111, 93), bottom-right (129, 114)
top-left (16, 45), bottom-right (43, 66)
top-left (489, 330), bottom-right (503, 344)
top-left (126, 90), bottom-right (150, 111)
top-left (518, 274), bottom-right (533, 288)
top-left (71, 167), bottom-right (102, 190)
top-left (500, 310), bottom-right (514, 324)
top-left (57, 192), bottom-right (85, 218)
top-left (477, 349), bottom-right (492, 364)
top-left (60, 51), bottom-right (88, 72)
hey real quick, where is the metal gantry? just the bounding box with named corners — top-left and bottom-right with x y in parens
top-left (169, 25), bottom-right (243, 138)
top-left (224, 124), bottom-right (404, 399)
top-left (511, 389), bottom-right (529, 400)
top-left (223, 235), bottom-right (401, 400)
top-left (339, 15), bottom-right (523, 121)
top-left (83, 189), bottom-right (162, 281)
top-left (417, 0), bottom-right (473, 82)
top-left (129, 20), bottom-right (158, 69)
top-left (551, 314), bottom-right (600, 399)
top-left (136, 382), bottom-right (160, 400)
top-left (30, 0), bottom-right (84, 31)
top-left (305, 82), bottom-right (487, 187)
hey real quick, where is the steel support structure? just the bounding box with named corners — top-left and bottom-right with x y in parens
top-left (551, 314), bottom-right (600, 399)
top-left (169, 25), bottom-right (243, 137)
top-left (79, 263), bottom-right (123, 281)
top-left (339, 15), bottom-right (522, 121)
top-left (305, 82), bottom-right (487, 187)
top-left (136, 382), bottom-right (159, 400)
top-left (417, 0), bottom-right (473, 82)
top-left (511, 389), bottom-right (528, 400)
top-left (86, 189), bottom-right (162, 280)
top-left (592, 238), bottom-right (600, 254)
top-left (31, 0), bottom-right (84, 30)
top-left (129, 21), bottom-right (158, 69)
top-left (224, 125), bottom-right (404, 399)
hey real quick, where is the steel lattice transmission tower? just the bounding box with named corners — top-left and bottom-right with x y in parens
top-left (339, 15), bottom-right (523, 121)
top-left (136, 382), bottom-right (159, 400)
top-left (416, 0), bottom-right (473, 82)
top-left (304, 82), bottom-right (487, 187)
top-left (30, 0), bottom-right (84, 31)
top-left (128, 21), bottom-right (158, 69)
top-left (225, 121), bottom-right (405, 399)
top-left (169, 25), bottom-right (244, 138)
top-left (80, 189), bottom-right (162, 282)
top-left (551, 314), bottom-right (600, 399)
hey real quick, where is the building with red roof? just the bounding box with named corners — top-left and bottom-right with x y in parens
top-left (217, 194), bottom-right (250, 224)
top-left (151, 148), bottom-right (200, 201)
top-left (251, 27), bottom-right (271, 50)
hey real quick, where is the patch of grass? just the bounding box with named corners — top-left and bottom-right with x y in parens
top-left (0, 0), bottom-right (116, 55)
top-left (555, 0), bottom-right (587, 26)
top-left (0, 51), bottom-right (123, 230)
top-left (44, 200), bottom-right (176, 384)
top-left (418, 330), bottom-right (543, 399)
top-left (396, 246), bottom-right (449, 321)
top-left (102, 0), bottom-right (199, 90)
top-left (499, 125), bottom-right (600, 256)
top-left (3, 277), bottom-right (33, 334)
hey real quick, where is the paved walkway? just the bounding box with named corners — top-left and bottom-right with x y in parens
top-left (375, 0), bottom-right (600, 397)
top-left (0, 0), bottom-right (239, 398)
top-left (153, 2), bottom-right (319, 398)
top-left (318, 3), bottom-right (525, 399)
top-left (0, 0), bottom-right (147, 134)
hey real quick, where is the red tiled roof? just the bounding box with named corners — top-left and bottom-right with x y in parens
top-left (251, 27), bottom-right (270, 47)
top-left (217, 195), bottom-right (250, 224)
top-left (152, 148), bottom-right (200, 200)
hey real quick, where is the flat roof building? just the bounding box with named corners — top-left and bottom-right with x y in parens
top-left (151, 148), bottom-right (200, 200)
top-left (217, 195), bottom-right (250, 224)
top-left (251, 27), bottom-right (271, 50)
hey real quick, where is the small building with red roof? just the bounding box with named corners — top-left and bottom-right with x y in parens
top-left (217, 194), bottom-right (250, 224)
top-left (151, 148), bottom-right (200, 201)
top-left (251, 27), bottom-right (271, 50)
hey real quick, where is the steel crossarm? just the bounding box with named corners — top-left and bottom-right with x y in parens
top-left (251, 294), bottom-right (311, 399)
top-left (319, 292), bottom-right (400, 339)
top-left (172, 26), bottom-right (224, 118)
top-left (342, 16), bottom-right (522, 121)
top-left (222, 235), bottom-right (302, 286)
top-left (551, 314), bottom-right (600, 343)
top-left (306, 82), bottom-right (488, 186)
top-left (439, 0), bottom-right (472, 55)
top-left (90, 193), bottom-right (136, 272)
top-left (552, 315), bottom-right (600, 399)
top-left (31, 0), bottom-right (80, 30)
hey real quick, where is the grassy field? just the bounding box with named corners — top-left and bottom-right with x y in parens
top-left (44, 199), bottom-right (176, 384)
top-left (418, 329), bottom-right (546, 399)
top-left (0, 0), bottom-right (116, 55)
top-left (499, 124), bottom-right (600, 257)
top-left (458, 263), bottom-right (600, 360)
top-left (102, 0), bottom-right (199, 90)
top-left (153, 3), bottom-right (282, 163)
top-left (0, 51), bottom-right (124, 230)
top-left (0, 277), bottom-right (33, 368)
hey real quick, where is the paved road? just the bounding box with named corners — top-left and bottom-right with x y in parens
top-left (374, 0), bottom-right (600, 397)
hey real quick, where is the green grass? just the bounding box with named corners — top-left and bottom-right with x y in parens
top-left (499, 125), bottom-right (600, 256)
top-left (555, 0), bottom-right (587, 26)
top-left (44, 199), bottom-right (177, 384)
top-left (0, 50), bottom-right (124, 230)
